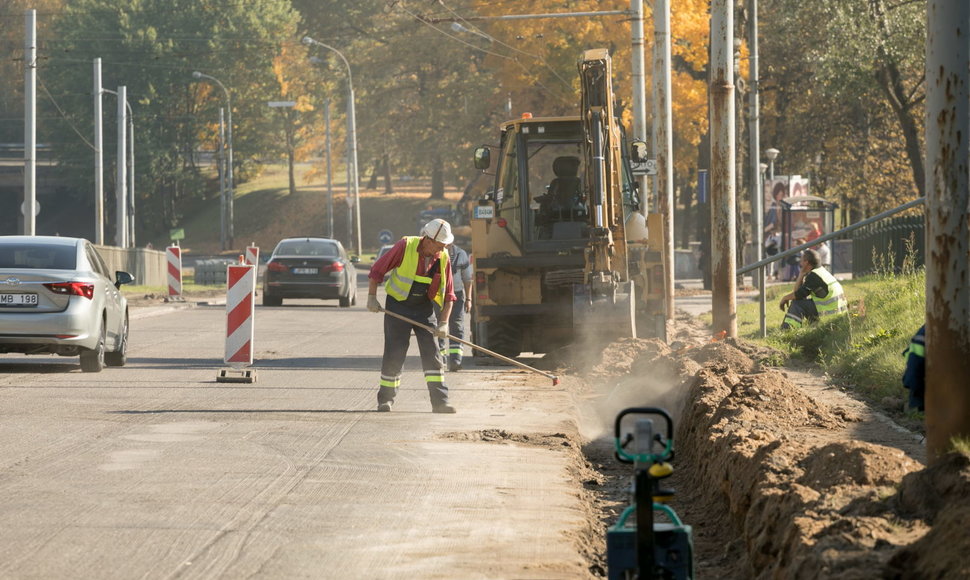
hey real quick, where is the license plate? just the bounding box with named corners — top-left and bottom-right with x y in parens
top-left (292, 268), bottom-right (318, 275)
top-left (474, 205), bottom-right (495, 219)
top-left (0, 293), bottom-right (38, 306)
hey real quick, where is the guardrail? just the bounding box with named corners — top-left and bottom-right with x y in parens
top-left (738, 197), bottom-right (926, 337)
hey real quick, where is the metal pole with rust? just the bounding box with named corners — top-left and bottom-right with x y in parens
top-left (378, 307), bottom-right (560, 386)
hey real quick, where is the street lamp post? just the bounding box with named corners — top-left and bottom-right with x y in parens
top-left (302, 36), bottom-right (361, 257)
top-left (192, 71), bottom-right (234, 249)
top-left (766, 147), bottom-right (779, 181)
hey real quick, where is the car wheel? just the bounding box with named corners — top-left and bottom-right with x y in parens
top-left (263, 293), bottom-right (282, 306)
top-left (80, 321), bottom-right (106, 373)
top-left (105, 312), bottom-right (128, 367)
top-left (351, 290), bottom-right (357, 306)
top-left (339, 292), bottom-right (351, 308)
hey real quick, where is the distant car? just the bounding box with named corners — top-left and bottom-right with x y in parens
top-left (262, 237), bottom-right (358, 307)
top-left (375, 244), bottom-right (394, 262)
top-left (0, 235), bottom-right (134, 372)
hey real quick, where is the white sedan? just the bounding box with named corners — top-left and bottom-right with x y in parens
top-left (0, 236), bottom-right (134, 372)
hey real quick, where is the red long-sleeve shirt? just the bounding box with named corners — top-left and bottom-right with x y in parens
top-left (369, 238), bottom-right (456, 303)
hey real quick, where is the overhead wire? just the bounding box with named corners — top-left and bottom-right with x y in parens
top-left (433, 0), bottom-right (574, 91)
top-left (38, 78), bottom-right (95, 150)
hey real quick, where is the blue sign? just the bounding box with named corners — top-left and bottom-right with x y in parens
top-left (378, 229), bottom-right (394, 245)
top-left (697, 169), bottom-right (708, 204)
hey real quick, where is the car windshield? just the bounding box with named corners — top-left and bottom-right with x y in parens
top-left (275, 241), bottom-right (339, 257)
top-left (0, 244), bottom-right (77, 269)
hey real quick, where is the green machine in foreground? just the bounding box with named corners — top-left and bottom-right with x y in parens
top-left (608, 407), bottom-right (693, 579)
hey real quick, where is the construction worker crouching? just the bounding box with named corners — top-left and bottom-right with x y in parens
top-left (367, 218), bottom-right (458, 413)
top-left (778, 248), bottom-right (847, 330)
top-left (901, 324), bottom-right (925, 412)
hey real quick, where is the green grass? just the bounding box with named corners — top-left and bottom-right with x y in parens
top-left (734, 268), bottom-right (925, 405)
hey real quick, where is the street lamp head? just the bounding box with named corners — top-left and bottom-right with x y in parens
top-left (302, 36), bottom-right (315, 46)
top-left (192, 71), bottom-right (202, 79)
top-left (759, 162), bottom-right (768, 172)
top-left (765, 147), bottom-right (780, 161)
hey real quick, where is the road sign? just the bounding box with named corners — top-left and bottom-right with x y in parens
top-left (20, 201), bottom-right (40, 216)
top-left (631, 159), bottom-right (658, 176)
top-left (169, 228), bottom-right (185, 241)
top-left (267, 101), bottom-right (297, 108)
top-left (378, 229), bottom-right (393, 245)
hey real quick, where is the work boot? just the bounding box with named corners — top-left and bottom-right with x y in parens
top-left (377, 401), bottom-right (393, 412)
top-left (432, 403), bottom-right (456, 414)
top-left (447, 360), bottom-right (462, 372)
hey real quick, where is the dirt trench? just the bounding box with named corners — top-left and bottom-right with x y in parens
top-left (547, 314), bottom-right (970, 579)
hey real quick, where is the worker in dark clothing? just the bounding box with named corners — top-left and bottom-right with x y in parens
top-left (779, 249), bottom-right (847, 329)
top-left (435, 242), bottom-right (473, 372)
top-left (902, 324), bottom-right (925, 412)
top-left (367, 218), bottom-right (457, 413)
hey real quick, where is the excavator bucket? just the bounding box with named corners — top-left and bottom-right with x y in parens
top-left (572, 280), bottom-right (637, 340)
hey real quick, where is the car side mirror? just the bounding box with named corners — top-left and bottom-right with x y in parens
top-left (350, 256), bottom-right (360, 264)
top-left (474, 146), bottom-right (491, 170)
top-left (115, 271), bottom-right (134, 288)
top-left (630, 140), bottom-right (648, 163)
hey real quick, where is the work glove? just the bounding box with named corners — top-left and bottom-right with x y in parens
top-left (367, 295), bottom-right (382, 313)
top-left (435, 323), bottom-right (449, 339)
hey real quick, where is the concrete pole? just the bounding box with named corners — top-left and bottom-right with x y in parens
top-left (128, 111), bottom-right (135, 246)
top-left (24, 9), bottom-right (36, 236)
top-left (710, 0), bottom-right (737, 338)
top-left (749, 0), bottom-right (763, 291)
top-left (630, 0), bottom-right (649, 209)
top-left (655, 0), bottom-right (675, 323)
top-left (218, 107), bottom-right (226, 250)
top-left (325, 98), bottom-right (334, 239)
top-left (94, 58), bottom-right (104, 245)
top-left (226, 96), bottom-right (234, 249)
top-left (925, 0), bottom-right (970, 463)
top-left (348, 86), bottom-right (361, 256)
top-left (116, 86), bottom-right (127, 248)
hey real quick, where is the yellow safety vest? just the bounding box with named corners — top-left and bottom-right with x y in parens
top-left (811, 267), bottom-right (847, 317)
top-left (385, 237), bottom-right (450, 308)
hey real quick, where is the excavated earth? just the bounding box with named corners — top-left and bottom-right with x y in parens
top-left (549, 313), bottom-right (970, 579)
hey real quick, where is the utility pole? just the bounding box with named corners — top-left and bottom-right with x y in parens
top-left (24, 9), bottom-right (36, 236)
top-left (116, 86), bottom-right (127, 248)
top-left (710, 0), bottom-right (737, 338)
top-left (325, 98), bottom-right (334, 238)
top-left (749, 0), bottom-right (763, 293)
top-left (925, 0), bottom-right (970, 463)
top-left (654, 0), bottom-right (674, 324)
top-left (127, 106), bottom-right (135, 246)
top-left (94, 58), bottom-right (104, 245)
top-left (219, 107), bottom-right (227, 250)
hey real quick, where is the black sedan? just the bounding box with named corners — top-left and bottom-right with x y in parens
top-left (262, 238), bottom-right (358, 307)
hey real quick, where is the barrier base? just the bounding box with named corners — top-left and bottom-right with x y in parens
top-left (216, 368), bottom-right (257, 383)
top-left (165, 295), bottom-right (186, 303)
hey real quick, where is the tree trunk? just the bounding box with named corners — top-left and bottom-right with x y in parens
top-left (382, 152), bottom-right (394, 194)
top-left (430, 152), bottom-right (444, 199)
top-left (870, 0), bottom-right (926, 198)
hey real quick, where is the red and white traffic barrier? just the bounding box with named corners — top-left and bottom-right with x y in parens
top-left (166, 244), bottom-right (182, 300)
top-left (218, 259), bottom-right (256, 382)
top-left (245, 243), bottom-right (259, 267)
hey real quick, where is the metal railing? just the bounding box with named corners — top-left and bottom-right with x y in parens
top-left (738, 197), bottom-right (926, 337)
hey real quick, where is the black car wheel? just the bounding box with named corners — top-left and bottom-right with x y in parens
top-left (105, 312), bottom-right (128, 367)
top-left (80, 321), bottom-right (106, 373)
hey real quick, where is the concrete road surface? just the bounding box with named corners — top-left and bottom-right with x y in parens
top-left (0, 293), bottom-right (591, 579)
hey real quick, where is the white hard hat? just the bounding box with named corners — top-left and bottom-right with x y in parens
top-left (420, 218), bottom-right (454, 244)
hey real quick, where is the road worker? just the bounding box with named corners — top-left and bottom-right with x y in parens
top-left (367, 218), bottom-right (457, 413)
top-left (435, 241), bottom-right (473, 372)
top-left (901, 324), bottom-right (925, 412)
top-left (778, 248), bottom-right (847, 330)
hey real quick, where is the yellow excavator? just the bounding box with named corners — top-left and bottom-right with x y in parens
top-left (470, 48), bottom-right (665, 358)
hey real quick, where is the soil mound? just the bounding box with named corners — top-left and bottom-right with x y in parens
top-left (582, 330), bottom-right (968, 578)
